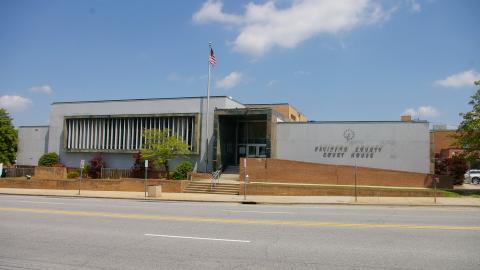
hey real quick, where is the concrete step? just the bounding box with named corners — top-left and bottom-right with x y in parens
top-left (185, 187), bottom-right (238, 192)
top-left (219, 173), bottom-right (240, 181)
top-left (184, 190), bottom-right (240, 195)
top-left (184, 181), bottom-right (239, 195)
top-left (187, 182), bottom-right (238, 186)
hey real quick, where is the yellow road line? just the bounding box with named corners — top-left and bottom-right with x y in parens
top-left (1, 207), bottom-right (479, 231)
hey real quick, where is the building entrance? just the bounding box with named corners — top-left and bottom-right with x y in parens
top-left (215, 108), bottom-right (274, 168)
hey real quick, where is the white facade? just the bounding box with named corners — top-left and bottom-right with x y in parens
top-left (16, 126), bottom-right (49, 166)
top-left (276, 122), bottom-right (430, 173)
top-left (18, 96), bottom-right (244, 171)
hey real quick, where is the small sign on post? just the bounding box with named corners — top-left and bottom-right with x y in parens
top-left (79, 160), bottom-right (85, 195)
top-left (144, 160), bottom-right (148, 197)
top-left (244, 158), bottom-right (248, 201)
top-left (433, 177), bottom-right (439, 204)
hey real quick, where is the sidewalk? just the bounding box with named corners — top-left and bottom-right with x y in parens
top-left (1, 188), bottom-right (479, 207)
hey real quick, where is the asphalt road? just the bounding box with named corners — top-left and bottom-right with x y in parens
top-left (0, 195), bottom-right (479, 270)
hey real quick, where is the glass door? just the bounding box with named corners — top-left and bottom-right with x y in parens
top-left (247, 145), bottom-right (257, 157)
top-left (238, 144), bottom-right (267, 162)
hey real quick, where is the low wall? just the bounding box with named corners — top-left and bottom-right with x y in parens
top-left (0, 178), bottom-right (189, 193)
top-left (240, 158), bottom-right (434, 188)
top-left (239, 183), bottom-right (440, 197)
top-left (190, 172), bottom-right (211, 180)
top-left (34, 167), bottom-right (67, 180)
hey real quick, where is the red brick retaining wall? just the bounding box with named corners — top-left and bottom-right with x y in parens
top-left (240, 158), bottom-right (435, 188)
top-left (0, 179), bottom-right (189, 193)
top-left (239, 183), bottom-right (440, 197)
top-left (34, 167), bottom-right (67, 179)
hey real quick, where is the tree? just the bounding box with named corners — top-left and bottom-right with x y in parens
top-left (140, 129), bottom-right (190, 179)
top-left (455, 80), bottom-right (480, 160)
top-left (435, 155), bottom-right (468, 185)
top-left (0, 108), bottom-right (17, 165)
top-left (88, 154), bottom-right (105, 179)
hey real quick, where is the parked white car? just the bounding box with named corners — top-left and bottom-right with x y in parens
top-left (464, 169), bottom-right (480, 184)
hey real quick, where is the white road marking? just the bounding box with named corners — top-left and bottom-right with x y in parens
top-left (223, 210), bottom-right (291, 214)
top-left (144, 233), bottom-right (251, 243)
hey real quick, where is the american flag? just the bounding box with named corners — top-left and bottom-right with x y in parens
top-left (209, 47), bottom-right (216, 67)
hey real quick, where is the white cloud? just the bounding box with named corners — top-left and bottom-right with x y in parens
top-left (403, 106), bottom-right (439, 118)
top-left (193, 0), bottom-right (394, 56)
top-left (294, 70), bottom-right (311, 76)
top-left (434, 69), bottom-right (480, 88)
top-left (0, 95), bottom-right (32, 111)
top-left (30, 85), bottom-right (53, 94)
top-left (407, 0), bottom-right (421, 12)
top-left (166, 73), bottom-right (179, 81)
top-left (216, 71), bottom-right (244, 89)
top-left (403, 108), bottom-right (417, 116)
top-left (193, 0), bottom-right (242, 25)
top-left (267, 80), bottom-right (277, 87)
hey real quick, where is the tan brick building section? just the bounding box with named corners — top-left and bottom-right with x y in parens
top-left (430, 130), bottom-right (457, 155)
top-left (246, 103), bottom-right (307, 122)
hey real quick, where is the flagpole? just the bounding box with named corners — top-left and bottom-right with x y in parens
top-left (205, 42), bottom-right (212, 172)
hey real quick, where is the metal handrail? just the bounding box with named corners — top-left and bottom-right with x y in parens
top-left (210, 165), bottom-right (223, 190)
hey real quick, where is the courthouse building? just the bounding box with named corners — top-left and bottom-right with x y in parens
top-left (17, 95), bottom-right (430, 181)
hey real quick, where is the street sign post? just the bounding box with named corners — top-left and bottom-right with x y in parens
top-left (243, 159), bottom-right (248, 201)
top-left (79, 160), bottom-right (85, 195)
top-left (433, 177), bottom-right (439, 204)
top-left (354, 158), bottom-right (358, 203)
top-left (144, 160), bottom-right (148, 197)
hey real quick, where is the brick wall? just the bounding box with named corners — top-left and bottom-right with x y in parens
top-left (240, 158), bottom-right (433, 188)
top-left (431, 130), bottom-right (457, 155)
top-left (34, 167), bottom-right (67, 179)
top-left (239, 183), bottom-right (440, 197)
top-left (0, 179), bottom-right (189, 193)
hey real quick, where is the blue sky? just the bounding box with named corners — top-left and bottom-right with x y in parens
top-left (1, 0), bottom-right (479, 127)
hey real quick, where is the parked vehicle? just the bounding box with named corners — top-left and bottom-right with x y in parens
top-left (464, 169), bottom-right (480, 184)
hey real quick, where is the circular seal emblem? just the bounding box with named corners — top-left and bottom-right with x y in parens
top-left (343, 129), bottom-right (355, 142)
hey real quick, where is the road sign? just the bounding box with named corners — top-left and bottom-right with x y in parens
top-left (80, 160), bottom-right (85, 169)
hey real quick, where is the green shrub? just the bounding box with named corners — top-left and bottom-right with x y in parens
top-left (171, 161), bottom-right (193, 180)
top-left (38, 152), bottom-right (60, 167)
top-left (67, 171), bottom-right (80, 179)
top-left (83, 164), bottom-right (91, 175)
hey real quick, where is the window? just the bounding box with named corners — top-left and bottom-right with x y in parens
top-left (65, 115), bottom-right (196, 151)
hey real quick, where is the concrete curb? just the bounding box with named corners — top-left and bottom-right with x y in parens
top-left (1, 191), bottom-right (479, 208)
